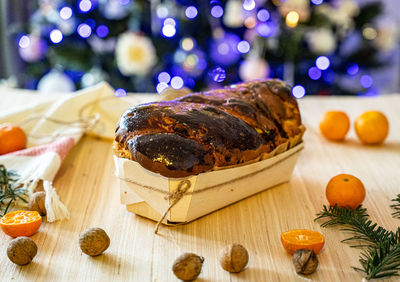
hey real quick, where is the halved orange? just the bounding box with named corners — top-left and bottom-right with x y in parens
top-left (0, 210), bottom-right (42, 237)
top-left (281, 229), bottom-right (325, 255)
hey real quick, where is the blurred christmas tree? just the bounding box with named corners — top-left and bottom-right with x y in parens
top-left (14, 0), bottom-right (399, 96)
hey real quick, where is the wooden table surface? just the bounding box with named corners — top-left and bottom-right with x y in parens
top-left (1, 94), bottom-right (400, 281)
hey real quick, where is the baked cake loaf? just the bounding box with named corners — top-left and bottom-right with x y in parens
top-left (114, 79), bottom-right (305, 178)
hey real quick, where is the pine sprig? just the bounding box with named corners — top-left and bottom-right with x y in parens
top-left (315, 204), bottom-right (400, 279)
top-left (355, 243), bottom-right (400, 279)
top-left (0, 164), bottom-right (26, 216)
top-left (391, 194), bottom-right (400, 219)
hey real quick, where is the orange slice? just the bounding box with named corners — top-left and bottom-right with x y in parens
top-left (281, 229), bottom-right (325, 255)
top-left (0, 210), bottom-right (42, 237)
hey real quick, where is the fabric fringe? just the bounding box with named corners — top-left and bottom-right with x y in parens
top-left (43, 180), bottom-right (70, 222)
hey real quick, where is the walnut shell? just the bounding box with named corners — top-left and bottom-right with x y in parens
top-left (79, 227), bottom-right (110, 256)
top-left (218, 243), bottom-right (249, 273)
top-left (292, 249), bottom-right (319, 275)
top-left (7, 237), bottom-right (38, 265)
top-left (172, 252), bottom-right (204, 281)
top-left (28, 191), bottom-right (46, 216)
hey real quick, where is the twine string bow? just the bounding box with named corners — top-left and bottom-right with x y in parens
top-left (154, 179), bottom-right (191, 234)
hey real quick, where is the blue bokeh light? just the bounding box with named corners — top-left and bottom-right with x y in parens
top-left (50, 29), bottom-right (63, 43)
top-left (79, 0), bottom-right (92, 12)
top-left (77, 23), bottom-right (92, 38)
top-left (158, 72), bottom-right (171, 83)
top-left (60, 7), bottom-right (73, 20)
top-left (171, 76), bottom-right (184, 89)
top-left (211, 6), bottom-right (223, 18)
top-left (96, 25), bottom-right (109, 38)
top-left (347, 63), bottom-right (359, 75)
top-left (292, 85), bottom-right (306, 98)
top-left (308, 67), bottom-right (322, 80)
top-left (185, 6), bottom-right (198, 19)
top-left (311, 0), bottom-right (324, 5)
top-left (257, 9), bottom-right (270, 22)
top-left (19, 35), bottom-right (30, 48)
top-left (360, 75), bottom-right (373, 88)
top-left (237, 41), bottom-right (250, 54)
top-left (115, 88), bottom-right (127, 97)
top-left (315, 56), bottom-right (330, 70)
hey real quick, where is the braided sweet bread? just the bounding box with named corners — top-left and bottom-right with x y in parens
top-left (114, 79), bottom-right (305, 178)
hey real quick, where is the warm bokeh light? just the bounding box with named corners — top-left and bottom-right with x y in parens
top-left (286, 11), bottom-right (299, 28)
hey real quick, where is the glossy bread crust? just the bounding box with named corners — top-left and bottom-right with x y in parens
top-left (114, 79), bottom-right (304, 178)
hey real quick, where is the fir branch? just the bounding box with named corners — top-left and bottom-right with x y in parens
top-left (391, 194), bottom-right (400, 219)
top-left (315, 205), bottom-right (394, 248)
top-left (0, 164), bottom-right (26, 216)
top-left (354, 243), bottom-right (400, 279)
top-left (315, 204), bottom-right (400, 279)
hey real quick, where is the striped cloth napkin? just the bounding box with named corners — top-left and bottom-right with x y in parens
top-left (0, 82), bottom-right (150, 222)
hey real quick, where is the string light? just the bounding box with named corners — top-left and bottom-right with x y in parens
top-left (316, 56), bottom-right (330, 70)
top-left (181, 38), bottom-right (194, 51)
top-left (162, 25), bottom-right (176, 37)
top-left (115, 88), bottom-right (127, 97)
top-left (292, 85), bottom-right (306, 98)
top-left (360, 75), bottom-right (373, 88)
top-left (308, 67), bottom-right (321, 80)
top-left (158, 72), bottom-right (171, 83)
top-left (347, 63), bottom-right (359, 75)
top-left (244, 17), bottom-right (256, 29)
top-left (243, 0), bottom-right (256, 11)
top-left (363, 27), bottom-right (377, 40)
top-left (257, 9), bottom-right (270, 22)
top-left (185, 6), bottom-right (198, 19)
top-left (60, 7), bottom-right (73, 20)
top-left (96, 25), bottom-right (109, 38)
top-left (50, 29), bottom-right (63, 43)
top-left (77, 23), bottom-right (92, 38)
top-left (286, 11), bottom-right (299, 28)
top-left (156, 82), bottom-right (169, 93)
top-left (211, 6), bottom-right (223, 18)
top-left (237, 41), bottom-right (250, 53)
top-left (156, 6), bottom-right (169, 18)
top-left (171, 76), bottom-right (184, 89)
top-left (79, 0), bottom-right (92, 13)
top-left (311, 0), bottom-right (324, 5)
top-left (19, 35), bottom-right (30, 48)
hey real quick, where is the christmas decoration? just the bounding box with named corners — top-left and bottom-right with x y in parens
top-left (37, 69), bottom-right (75, 93)
top-left (13, 0), bottom-right (397, 96)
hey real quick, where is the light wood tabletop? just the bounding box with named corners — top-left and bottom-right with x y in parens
top-left (0, 94), bottom-right (399, 281)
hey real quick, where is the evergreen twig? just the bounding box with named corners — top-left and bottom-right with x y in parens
top-left (315, 204), bottom-right (400, 279)
top-left (391, 194), bottom-right (400, 219)
top-left (0, 164), bottom-right (26, 216)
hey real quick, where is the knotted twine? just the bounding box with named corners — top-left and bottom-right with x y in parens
top-left (118, 145), bottom-right (303, 234)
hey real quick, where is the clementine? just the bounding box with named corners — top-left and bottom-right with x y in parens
top-left (0, 123), bottom-right (27, 155)
top-left (0, 210), bottom-right (42, 237)
top-left (355, 111), bottom-right (389, 144)
top-left (326, 174), bottom-right (365, 209)
top-left (319, 111), bottom-right (350, 141)
top-left (281, 229), bottom-right (325, 255)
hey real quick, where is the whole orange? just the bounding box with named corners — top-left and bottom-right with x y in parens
top-left (355, 111), bottom-right (389, 144)
top-left (0, 123), bottom-right (27, 155)
top-left (319, 111), bottom-right (350, 141)
top-left (326, 174), bottom-right (365, 209)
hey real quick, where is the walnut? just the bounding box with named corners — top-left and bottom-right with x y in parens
top-left (28, 191), bottom-right (46, 216)
top-left (79, 227), bottom-right (110, 256)
top-left (7, 237), bottom-right (38, 265)
top-left (292, 249), bottom-right (319, 275)
top-left (218, 243), bottom-right (249, 273)
top-left (172, 253), bottom-right (204, 281)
